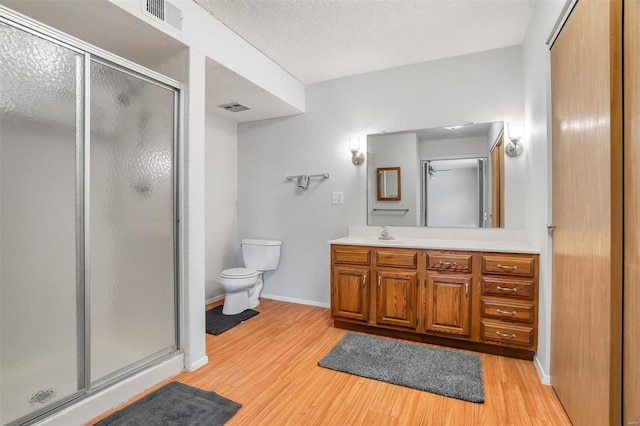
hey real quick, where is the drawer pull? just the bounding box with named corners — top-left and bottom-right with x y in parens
top-left (497, 264), bottom-right (518, 271)
top-left (496, 309), bottom-right (517, 316)
top-left (439, 261), bottom-right (458, 267)
top-left (496, 286), bottom-right (518, 293)
top-left (496, 331), bottom-right (517, 339)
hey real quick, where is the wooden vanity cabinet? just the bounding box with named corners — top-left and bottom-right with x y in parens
top-left (373, 248), bottom-right (420, 330)
top-left (426, 274), bottom-right (472, 337)
top-left (331, 266), bottom-right (370, 322)
top-left (479, 252), bottom-right (538, 350)
top-left (330, 244), bottom-right (539, 359)
top-left (375, 269), bottom-right (418, 329)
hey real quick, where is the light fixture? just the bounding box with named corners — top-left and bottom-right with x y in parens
top-left (348, 135), bottom-right (365, 166)
top-left (505, 121), bottom-right (524, 157)
top-left (444, 122), bottom-right (474, 130)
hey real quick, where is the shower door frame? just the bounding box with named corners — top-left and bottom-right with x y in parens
top-left (421, 157), bottom-right (488, 228)
top-left (0, 7), bottom-right (183, 426)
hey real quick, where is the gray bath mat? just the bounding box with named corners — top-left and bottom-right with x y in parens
top-left (95, 381), bottom-right (241, 425)
top-left (318, 332), bottom-right (485, 403)
top-left (206, 305), bottom-right (259, 335)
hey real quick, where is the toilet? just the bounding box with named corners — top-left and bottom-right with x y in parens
top-left (219, 238), bottom-right (282, 315)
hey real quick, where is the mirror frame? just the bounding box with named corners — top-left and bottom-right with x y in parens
top-left (377, 167), bottom-right (402, 201)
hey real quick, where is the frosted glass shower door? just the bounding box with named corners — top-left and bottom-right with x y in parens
top-left (89, 60), bottom-right (177, 384)
top-left (0, 21), bottom-right (84, 424)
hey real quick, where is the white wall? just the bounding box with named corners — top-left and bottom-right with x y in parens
top-left (522, 0), bottom-right (568, 383)
top-left (204, 114), bottom-right (238, 301)
top-left (238, 46), bottom-right (524, 306)
top-left (367, 133), bottom-right (419, 226)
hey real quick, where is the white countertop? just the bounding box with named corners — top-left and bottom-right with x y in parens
top-left (328, 236), bottom-right (539, 254)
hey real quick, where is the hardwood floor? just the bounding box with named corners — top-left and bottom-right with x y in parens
top-left (89, 299), bottom-right (570, 425)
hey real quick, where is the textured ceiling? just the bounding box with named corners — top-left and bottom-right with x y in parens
top-left (194, 0), bottom-right (535, 84)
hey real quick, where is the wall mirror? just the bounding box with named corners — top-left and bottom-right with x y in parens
top-left (366, 121), bottom-right (524, 229)
top-left (377, 167), bottom-right (401, 201)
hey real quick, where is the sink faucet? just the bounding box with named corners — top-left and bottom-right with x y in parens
top-left (379, 226), bottom-right (395, 240)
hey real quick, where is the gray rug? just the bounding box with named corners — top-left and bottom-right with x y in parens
top-left (206, 305), bottom-right (259, 335)
top-left (318, 333), bottom-right (485, 403)
top-left (95, 381), bottom-right (241, 425)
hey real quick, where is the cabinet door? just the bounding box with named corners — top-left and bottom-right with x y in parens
top-left (331, 267), bottom-right (369, 321)
top-left (376, 270), bottom-right (418, 329)
top-left (426, 274), bottom-right (471, 336)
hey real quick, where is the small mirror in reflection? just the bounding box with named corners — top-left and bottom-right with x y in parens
top-left (377, 167), bottom-right (401, 201)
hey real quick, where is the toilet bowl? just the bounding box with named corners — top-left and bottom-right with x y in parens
top-left (219, 239), bottom-right (281, 315)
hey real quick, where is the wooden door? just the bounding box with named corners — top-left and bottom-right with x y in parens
top-left (375, 270), bottom-right (418, 329)
top-left (331, 266), bottom-right (369, 322)
top-left (624, 0), bottom-right (640, 421)
top-left (550, 0), bottom-right (623, 424)
top-left (426, 274), bottom-right (471, 336)
top-left (490, 133), bottom-right (504, 228)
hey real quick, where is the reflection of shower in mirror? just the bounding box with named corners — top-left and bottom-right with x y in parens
top-left (427, 165), bottom-right (452, 179)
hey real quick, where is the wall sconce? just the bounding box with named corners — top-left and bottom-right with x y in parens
top-left (505, 121), bottom-right (524, 157)
top-left (348, 135), bottom-right (365, 166)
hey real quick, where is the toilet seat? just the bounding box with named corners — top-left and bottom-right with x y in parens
top-left (220, 267), bottom-right (259, 279)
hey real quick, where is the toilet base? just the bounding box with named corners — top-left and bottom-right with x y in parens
top-left (222, 291), bottom-right (250, 315)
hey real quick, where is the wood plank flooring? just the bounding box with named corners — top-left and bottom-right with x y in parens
top-left (89, 299), bottom-right (570, 425)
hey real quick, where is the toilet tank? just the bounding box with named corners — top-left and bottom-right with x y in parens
top-left (241, 239), bottom-right (282, 271)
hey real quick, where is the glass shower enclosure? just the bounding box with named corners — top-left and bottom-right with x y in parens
top-left (0, 11), bottom-right (180, 426)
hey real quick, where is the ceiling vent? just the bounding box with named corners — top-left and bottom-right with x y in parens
top-left (219, 102), bottom-right (251, 113)
top-left (144, 0), bottom-right (182, 31)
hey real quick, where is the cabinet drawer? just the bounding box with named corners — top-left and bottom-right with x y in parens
top-left (375, 249), bottom-right (418, 269)
top-left (333, 247), bottom-right (371, 266)
top-left (482, 277), bottom-right (534, 299)
top-left (481, 299), bottom-right (534, 323)
top-left (427, 253), bottom-right (472, 273)
top-left (482, 254), bottom-right (535, 277)
top-left (481, 321), bottom-right (534, 346)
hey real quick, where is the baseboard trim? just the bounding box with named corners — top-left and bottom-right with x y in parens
top-left (36, 354), bottom-right (184, 426)
top-left (205, 294), bottom-right (225, 305)
top-left (261, 293), bottom-right (330, 309)
top-left (185, 355), bottom-right (208, 372)
top-left (534, 355), bottom-right (551, 385)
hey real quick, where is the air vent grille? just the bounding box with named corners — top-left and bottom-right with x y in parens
top-left (146, 0), bottom-right (164, 20)
top-left (144, 0), bottom-right (182, 31)
top-left (219, 102), bottom-right (251, 113)
top-left (165, 1), bottom-right (182, 31)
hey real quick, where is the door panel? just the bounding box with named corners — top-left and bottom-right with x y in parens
top-left (89, 60), bottom-right (177, 385)
top-left (624, 0), bottom-right (640, 421)
top-left (426, 274), bottom-right (471, 336)
top-left (0, 21), bottom-right (84, 424)
top-left (332, 267), bottom-right (369, 321)
top-left (376, 270), bottom-right (418, 329)
top-left (550, 0), bottom-right (623, 424)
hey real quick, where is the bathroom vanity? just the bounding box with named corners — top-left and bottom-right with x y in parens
top-left (329, 237), bottom-right (539, 360)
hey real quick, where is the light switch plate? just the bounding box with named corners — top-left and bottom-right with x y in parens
top-left (332, 192), bottom-right (344, 205)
